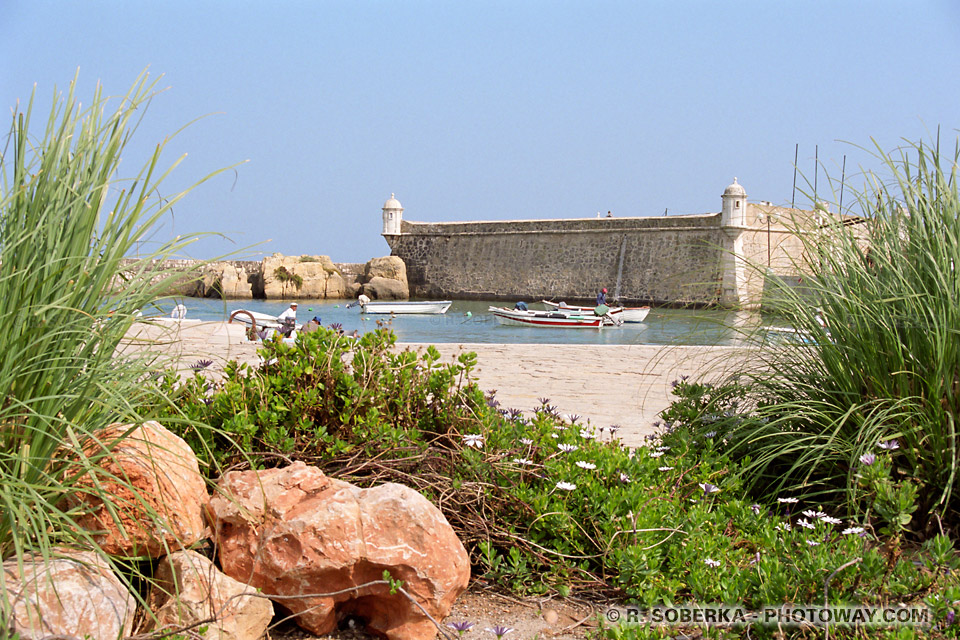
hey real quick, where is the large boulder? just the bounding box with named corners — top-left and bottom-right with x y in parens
top-left (197, 262), bottom-right (257, 299)
top-left (3, 549), bottom-right (136, 640)
top-left (262, 254), bottom-right (340, 299)
top-left (360, 257), bottom-right (409, 300)
top-left (325, 271), bottom-right (346, 298)
top-left (65, 421), bottom-right (209, 557)
top-left (363, 276), bottom-right (409, 300)
top-left (148, 550), bottom-right (273, 640)
top-left (207, 462), bottom-right (470, 640)
top-left (364, 256), bottom-right (407, 281)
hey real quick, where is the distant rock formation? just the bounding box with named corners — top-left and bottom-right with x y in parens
top-left (174, 254), bottom-right (410, 300)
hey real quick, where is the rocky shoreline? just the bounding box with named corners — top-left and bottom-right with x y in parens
top-left (124, 254), bottom-right (411, 301)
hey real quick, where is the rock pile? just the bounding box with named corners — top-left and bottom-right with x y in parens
top-left (196, 254), bottom-right (410, 301)
top-left (7, 423), bottom-right (469, 640)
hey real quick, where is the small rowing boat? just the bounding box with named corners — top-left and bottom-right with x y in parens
top-left (361, 300), bottom-right (452, 314)
top-left (489, 306), bottom-right (606, 328)
top-left (542, 300), bottom-right (650, 323)
top-left (228, 309), bottom-right (291, 330)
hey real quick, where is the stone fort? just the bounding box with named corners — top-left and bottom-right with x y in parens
top-left (381, 180), bottom-right (827, 308)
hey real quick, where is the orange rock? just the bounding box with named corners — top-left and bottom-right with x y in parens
top-left (66, 421), bottom-right (209, 557)
top-left (208, 461), bottom-right (470, 640)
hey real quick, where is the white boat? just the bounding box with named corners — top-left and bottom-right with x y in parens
top-left (361, 300), bottom-right (452, 314)
top-left (489, 306), bottom-right (606, 328)
top-left (542, 300), bottom-right (650, 323)
top-left (227, 309), bottom-right (300, 334)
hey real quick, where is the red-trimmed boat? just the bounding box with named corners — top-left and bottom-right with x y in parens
top-left (489, 306), bottom-right (607, 328)
top-left (541, 300), bottom-right (650, 323)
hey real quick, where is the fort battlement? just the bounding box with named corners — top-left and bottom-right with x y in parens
top-left (381, 182), bottom-right (823, 308)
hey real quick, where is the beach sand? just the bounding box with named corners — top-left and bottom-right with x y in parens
top-left (124, 320), bottom-right (755, 447)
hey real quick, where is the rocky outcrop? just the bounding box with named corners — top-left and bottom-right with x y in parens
top-left (363, 276), bottom-right (409, 300)
top-left (3, 549), bottom-right (136, 640)
top-left (121, 255), bottom-right (410, 300)
top-left (197, 262), bottom-right (258, 299)
top-left (261, 254), bottom-right (343, 300)
top-left (365, 256), bottom-right (407, 281)
top-left (361, 256), bottom-right (409, 300)
top-left (65, 421), bottom-right (209, 557)
top-left (148, 550), bottom-right (273, 640)
top-left (207, 462), bottom-right (470, 640)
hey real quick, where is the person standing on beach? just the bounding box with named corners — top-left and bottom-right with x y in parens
top-left (596, 288), bottom-right (607, 306)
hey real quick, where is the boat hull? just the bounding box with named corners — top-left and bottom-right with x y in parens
top-left (361, 301), bottom-right (452, 314)
top-left (542, 300), bottom-right (649, 323)
top-left (229, 309), bottom-right (287, 329)
top-left (489, 306), bottom-right (604, 328)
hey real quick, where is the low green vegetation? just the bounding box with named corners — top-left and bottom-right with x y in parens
top-left (155, 323), bottom-right (960, 638)
top-left (273, 264), bottom-right (304, 292)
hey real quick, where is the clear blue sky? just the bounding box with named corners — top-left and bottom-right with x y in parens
top-left (3, 1), bottom-right (959, 262)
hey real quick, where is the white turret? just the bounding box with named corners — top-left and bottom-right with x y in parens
top-left (721, 178), bottom-right (747, 227)
top-left (382, 193), bottom-right (403, 236)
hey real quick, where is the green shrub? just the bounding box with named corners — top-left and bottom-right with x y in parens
top-left (154, 327), bottom-right (960, 622)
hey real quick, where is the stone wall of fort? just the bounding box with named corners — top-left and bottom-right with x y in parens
top-left (382, 192), bottom-right (837, 308)
top-left (386, 215), bottom-right (728, 305)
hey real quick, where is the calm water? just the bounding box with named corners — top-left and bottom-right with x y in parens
top-left (152, 298), bottom-right (771, 346)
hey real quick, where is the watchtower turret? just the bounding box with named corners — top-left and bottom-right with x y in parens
top-left (721, 178), bottom-right (747, 227)
top-left (382, 193), bottom-right (403, 236)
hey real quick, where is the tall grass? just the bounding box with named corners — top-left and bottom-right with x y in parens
top-left (0, 72), bottom-right (225, 615)
top-left (699, 137), bottom-right (960, 528)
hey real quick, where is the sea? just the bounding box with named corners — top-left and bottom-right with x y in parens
top-left (154, 298), bottom-right (777, 346)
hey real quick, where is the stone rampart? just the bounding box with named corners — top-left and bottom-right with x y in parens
top-left (386, 215), bottom-right (727, 305)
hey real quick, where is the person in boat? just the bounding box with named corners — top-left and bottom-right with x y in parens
top-left (278, 302), bottom-right (298, 336)
top-left (357, 294), bottom-right (371, 307)
top-left (514, 301), bottom-right (529, 311)
top-left (596, 288), bottom-right (608, 306)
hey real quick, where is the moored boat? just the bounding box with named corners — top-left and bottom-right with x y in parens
top-left (489, 306), bottom-right (605, 328)
top-left (361, 300), bottom-right (452, 314)
top-left (542, 300), bottom-right (650, 323)
top-left (228, 309), bottom-right (289, 330)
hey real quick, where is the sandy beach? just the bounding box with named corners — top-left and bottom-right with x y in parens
top-left (125, 320), bottom-right (754, 447)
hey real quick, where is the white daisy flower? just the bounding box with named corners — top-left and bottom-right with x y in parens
top-left (463, 434), bottom-right (484, 449)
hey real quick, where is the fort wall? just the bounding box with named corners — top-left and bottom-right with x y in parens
top-left (384, 204), bottom-right (824, 307)
top-left (386, 215), bottom-right (728, 305)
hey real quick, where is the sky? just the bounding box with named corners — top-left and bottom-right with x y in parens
top-left (3, 1), bottom-right (960, 263)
